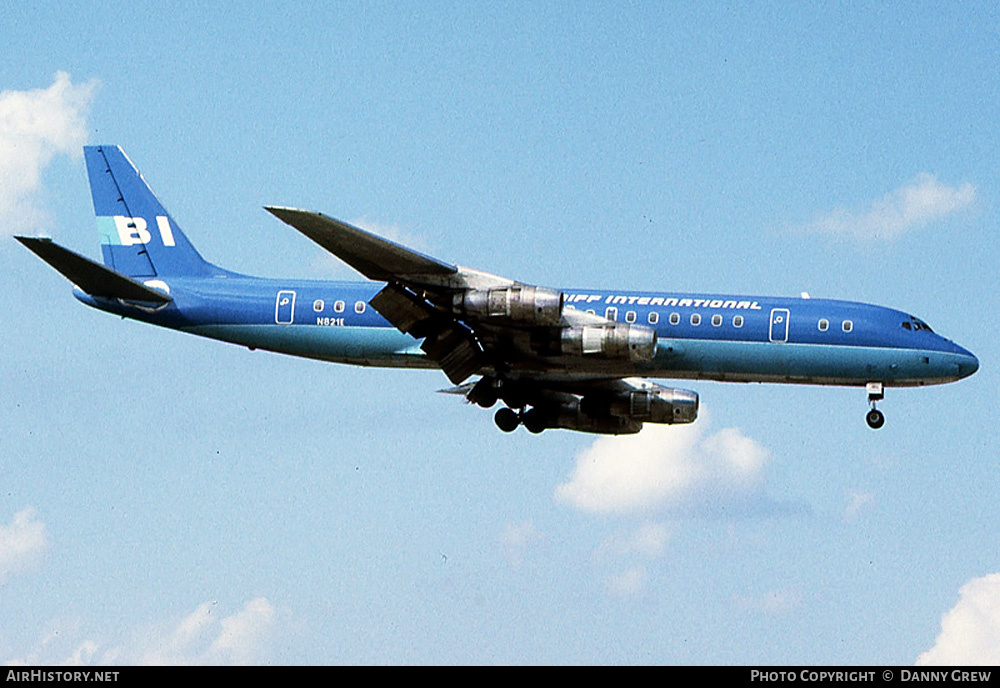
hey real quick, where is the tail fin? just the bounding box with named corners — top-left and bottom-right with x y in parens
top-left (85, 145), bottom-right (222, 278)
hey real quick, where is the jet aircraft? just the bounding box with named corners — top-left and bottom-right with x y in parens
top-left (16, 145), bottom-right (979, 434)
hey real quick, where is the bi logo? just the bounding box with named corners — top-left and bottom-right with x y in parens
top-left (113, 215), bottom-right (176, 247)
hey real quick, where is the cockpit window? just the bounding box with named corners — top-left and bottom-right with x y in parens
top-left (903, 318), bottom-right (934, 333)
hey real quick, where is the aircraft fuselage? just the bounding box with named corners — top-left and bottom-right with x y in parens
top-left (73, 278), bottom-right (978, 389)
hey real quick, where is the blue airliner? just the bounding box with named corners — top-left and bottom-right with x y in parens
top-left (16, 145), bottom-right (979, 434)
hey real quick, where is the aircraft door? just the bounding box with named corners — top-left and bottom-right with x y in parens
top-left (275, 290), bottom-right (296, 324)
top-left (769, 308), bottom-right (789, 343)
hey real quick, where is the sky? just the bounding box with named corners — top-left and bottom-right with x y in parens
top-left (1, 1), bottom-right (999, 666)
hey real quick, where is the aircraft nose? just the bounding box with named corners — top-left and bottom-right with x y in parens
top-left (958, 351), bottom-right (979, 379)
top-left (950, 341), bottom-right (979, 379)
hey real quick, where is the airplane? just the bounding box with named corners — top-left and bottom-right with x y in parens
top-left (16, 145), bottom-right (979, 435)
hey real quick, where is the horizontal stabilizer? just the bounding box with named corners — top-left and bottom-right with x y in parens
top-left (264, 206), bottom-right (457, 283)
top-left (16, 237), bottom-right (172, 304)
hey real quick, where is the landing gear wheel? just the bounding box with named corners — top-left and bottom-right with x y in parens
top-left (520, 408), bottom-right (546, 434)
top-left (494, 407), bottom-right (520, 433)
top-left (469, 377), bottom-right (499, 408)
top-left (866, 408), bottom-right (885, 430)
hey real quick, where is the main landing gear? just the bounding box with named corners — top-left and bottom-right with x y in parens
top-left (493, 406), bottom-right (548, 434)
top-left (467, 377), bottom-right (537, 433)
top-left (494, 407), bottom-right (521, 433)
top-left (468, 378), bottom-right (550, 434)
top-left (866, 382), bottom-right (885, 430)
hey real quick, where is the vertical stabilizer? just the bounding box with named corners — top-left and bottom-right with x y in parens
top-left (85, 145), bottom-right (221, 278)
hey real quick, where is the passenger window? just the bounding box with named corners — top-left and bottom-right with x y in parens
top-left (711, 314), bottom-right (722, 327)
top-left (334, 300), bottom-right (345, 313)
top-left (648, 312), bottom-right (659, 325)
top-left (669, 313), bottom-right (680, 325)
top-left (606, 307), bottom-right (618, 321)
top-left (691, 313), bottom-right (701, 326)
top-left (818, 319), bottom-right (829, 332)
top-left (625, 310), bottom-right (637, 323)
top-left (733, 315), bottom-right (744, 328)
top-left (313, 299), bottom-right (325, 312)
top-left (842, 320), bottom-right (853, 333)
top-left (355, 301), bottom-right (366, 314)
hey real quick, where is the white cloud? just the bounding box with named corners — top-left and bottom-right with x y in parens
top-left (594, 523), bottom-right (673, 599)
top-left (605, 566), bottom-right (649, 599)
top-left (0, 507), bottom-right (48, 581)
top-left (138, 597), bottom-right (277, 666)
top-left (499, 519), bottom-right (543, 566)
top-left (916, 573), bottom-right (1000, 666)
top-left (554, 410), bottom-right (772, 516)
top-left (843, 490), bottom-right (875, 523)
top-left (798, 173), bottom-right (975, 242)
top-left (595, 522), bottom-right (673, 560)
top-left (4, 598), bottom-right (277, 666)
top-left (0, 72), bottom-right (98, 236)
top-left (208, 598), bottom-right (278, 665)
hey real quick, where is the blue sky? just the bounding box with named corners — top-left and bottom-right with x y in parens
top-left (2, 1), bottom-right (999, 665)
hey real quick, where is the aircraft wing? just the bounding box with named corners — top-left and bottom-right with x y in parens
top-left (264, 207), bottom-right (459, 284)
top-left (267, 206), bottom-right (526, 383)
top-left (266, 206), bottom-right (655, 387)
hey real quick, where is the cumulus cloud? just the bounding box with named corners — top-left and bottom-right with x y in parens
top-left (798, 174), bottom-right (975, 242)
top-left (916, 573), bottom-right (1000, 666)
top-left (605, 566), bottom-right (649, 599)
top-left (593, 523), bottom-right (673, 599)
top-left (595, 522), bottom-right (673, 560)
top-left (5, 597), bottom-right (277, 666)
top-left (0, 72), bottom-right (98, 236)
top-left (138, 597), bottom-right (277, 666)
top-left (554, 410), bottom-right (773, 517)
top-left (0, 507), bottom-right (48, 581)
top-left (3, 619), bottom-right (100, 667)
top-left (843, 490), bottom-right (875, 523)
top-left (499, 519), bottom-right (544, 567)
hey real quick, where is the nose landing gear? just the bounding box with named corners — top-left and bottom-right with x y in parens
top-left (866, 382), bottom-right (885, 429)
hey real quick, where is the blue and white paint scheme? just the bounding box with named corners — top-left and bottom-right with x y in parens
top-left (16, 145), bottom-right (979, 434)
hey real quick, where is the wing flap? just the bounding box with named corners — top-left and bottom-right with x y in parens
top-left (369, 284), bottom-right (437, 336)
top-left (370, 284), bottom-right (487, 382)
top-left (420, 325), bottom-right (485, 384)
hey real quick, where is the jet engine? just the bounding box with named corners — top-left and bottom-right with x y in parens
top-left (453, 285), bottom-right (564, 326)
top-left (512, 384), bottom-right (699, 435)
top-left (519, 398), bottom-right (642, 435)
top-left (559, 323), bottom-right (657, 362)
top-left (580, 385), bottom-right (699, 425)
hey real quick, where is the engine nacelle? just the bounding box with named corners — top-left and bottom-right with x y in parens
top-left (581, 385), bottom-right (699, 425)
top-left (521, 385), bottom-right (698, 435)
top-left (522, 399), bottom-right (643, 435)
top-left (560, 323), bottom-right (657, 362)
top-left (454, 285), bottom-right (564, 326)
